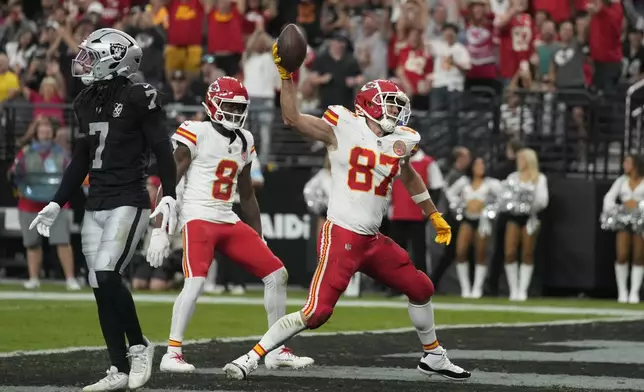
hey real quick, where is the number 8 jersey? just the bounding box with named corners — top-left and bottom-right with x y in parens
top-left (171, 121), bottom-right (257, 230)
top-left (323, 105), bottom-right (420, 235)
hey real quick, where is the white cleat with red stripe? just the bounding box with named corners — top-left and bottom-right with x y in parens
top-left (160, 352), bottom-right (196, 373)
top-left (264, 347), bottom-right (315, 370)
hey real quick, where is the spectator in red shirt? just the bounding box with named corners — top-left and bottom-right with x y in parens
top-left (208, 0), bottom-right (245, 77)
top-left (495, 0), bottom-right (535, 84)
top-left (165, 0), bottom-right (206, 80)
top-left (463, 0), bottom-right (498, 91)
top-left (396, 27), bottom-right (433, 110)
top-left (23, 69), bottom-right (66, 126)
top-left (587, 0), bottom-right (624, 91)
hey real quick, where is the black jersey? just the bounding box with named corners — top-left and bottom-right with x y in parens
top-left (75, 82), bottom-right (168, 211)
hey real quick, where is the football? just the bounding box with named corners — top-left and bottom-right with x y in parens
top-left (276, 24), bottom-right (307, 73)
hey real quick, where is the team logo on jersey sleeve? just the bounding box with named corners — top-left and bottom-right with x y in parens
top-left (112, 103), bottom-right (123, 117)
top-left (110, 43), bottom-right (127, 61)
top-left (393, 140), bottom-right (407, 156)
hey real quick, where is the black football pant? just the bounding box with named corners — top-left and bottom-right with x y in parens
top-left (82, 206), bottom-right (150, 373)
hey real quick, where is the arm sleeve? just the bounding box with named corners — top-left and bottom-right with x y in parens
top-left (52, 136), bottom-right (91, 206)
top-left (533, 174), bottom-right (549, 212)
top-left (603, 176), bottom-right (623, 212)
top-left (134, 84), bottom-right (178, 199)
top-left (428, 161), bottom-right (446, 190)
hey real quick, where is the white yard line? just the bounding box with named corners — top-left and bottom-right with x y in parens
top-left (1, 291), bottom-right (642, 316)
top-left (0, 316), bottom-right (639, 358)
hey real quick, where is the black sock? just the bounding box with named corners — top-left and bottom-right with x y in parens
top-left (113, 280), bottom-right (145, 347)
top-left (93, 287), bottom-right (130, 373)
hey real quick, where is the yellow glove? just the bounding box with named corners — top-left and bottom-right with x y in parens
top-left (272, 43), bottom-right (292, 80)
top-left (429, 212), bottom-right (451, 245)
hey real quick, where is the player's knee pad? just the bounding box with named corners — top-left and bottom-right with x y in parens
top-left (406, 271), bottom-right (435, 303)
top-left (304, 305), bottom-right (333, 330)
top-left (94, 270), bottom-right (123, 289)
top-left (262, 266), bottom-right (288, 289)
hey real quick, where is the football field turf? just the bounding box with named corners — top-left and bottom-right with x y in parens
top-left (1, 286), bottom-right (644, 391)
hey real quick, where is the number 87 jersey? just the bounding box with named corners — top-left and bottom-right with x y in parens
top-left (323, 105), bottom-right (420, 235)
top-left (171, 120), bottom-right (257, 230)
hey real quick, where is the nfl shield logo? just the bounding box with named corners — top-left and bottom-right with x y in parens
top-left (241, 151), bottom-right (248, 161)
top-left (393, 140), bottom-right (407, 156)
top-left (110, 43), bottom-right (127, 61)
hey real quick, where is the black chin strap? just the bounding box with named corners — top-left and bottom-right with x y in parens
top-left (211, 121), bottom-right (247, 153)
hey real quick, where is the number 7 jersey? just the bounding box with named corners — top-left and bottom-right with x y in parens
top-left (323, 105), bottom-right (420, 235)
top-left (171, 121), bottom-right (257, 229)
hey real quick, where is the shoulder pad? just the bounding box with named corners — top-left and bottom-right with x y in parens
top-left (129, 83), bottom-right (163, 112)
top-left (393, 126), bottom-right (421, 144)
top-left (322, 105), bottom-right (358, 127)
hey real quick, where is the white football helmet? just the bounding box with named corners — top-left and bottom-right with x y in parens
top-left (72, 28), bottom-right (142, 85)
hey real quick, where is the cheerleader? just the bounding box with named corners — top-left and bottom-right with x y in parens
top-left (504, 148), bottom-right (549, 301)
top-left (602, 154), bottom-right (644, 304)
top-left (446, 157), bottom-right (502, 299)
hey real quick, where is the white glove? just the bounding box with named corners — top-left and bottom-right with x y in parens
top-left (150, 196), bottom-right (177, 234)
top-left (146, 228), bottom-right (171, 268)
top-left (28, 202), bottom-right (61, 237)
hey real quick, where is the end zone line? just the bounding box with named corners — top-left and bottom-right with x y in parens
top-left (0, 316), bottom-right (640, 359)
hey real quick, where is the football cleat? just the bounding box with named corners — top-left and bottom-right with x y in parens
top-left (127, 337), bottom-right (155, 389)
top-left (160, 352), bottom-right (196, 373)
top-left (265, 347), bottom-right (314, 370)
top-left (223, 354), bottom-right (258, 380)
top-left (82, 366), bottom-right (128, 391)
top-left (417, 347), bottom-right (471, 381)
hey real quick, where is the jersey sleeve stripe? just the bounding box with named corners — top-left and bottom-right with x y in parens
top-left (323, 110), bottom-right (338, 126)
top-left (176, 128), bottom-right (197, 144)
top-left (250, 145), bottom-right (256, 154)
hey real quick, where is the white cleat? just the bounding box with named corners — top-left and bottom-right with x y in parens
top-left (628, 291), bottom-right (640, 304)
top-left (223, 354), bottom-right (258, 380)
top-left (66, 278), bottom-right (81, 291)
top-left (618, 291), bottom-right (628, 304)
top-left (229, 285), bottom-right (246, 295)
top-left (204, 283), bottom-right (226, 294)
top-left (417, 347), bottom-right (471, 381)
top-left (82, 366), bottom-right (128, 391)
top-left (160, 352), bottom-right (196, 373)
top-left (265, 347), bottom-right (315, 370)
top-left (127, 337), bottom-right (154, 389)
top-left (23, 279), bottom-right (40, 290)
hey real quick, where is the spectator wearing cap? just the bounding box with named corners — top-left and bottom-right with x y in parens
top-left (354, 11), bottom-right (388, 83)
top-left (0, 54), bottom-right (20, 103)
top-left (309, 30), bottom-right (363, 110)
top-left (165, 0), bottom-right (206, 81)
top-left (190, 54), bottom-right (225, 98)
top-left (125, 6), bottom-right (166, 87)
top-left (165, 70), bottom-right (202, 127)
top-left (462, 0), bottom-right (498, 92)
top-left (622, 27), bottom-right (644, 83)
top-left (396, 27), bottom-right (433, 110)
top-left (84, 1), bottom-right (106, 27)
top-left (208, 0), bottom-right (245, 77)
top-left (587, 0), bottom-right (623, 91)
top-left (243, 28), bottom-right (280, 162)
top-left (429, 23), bottom-right (471, 119)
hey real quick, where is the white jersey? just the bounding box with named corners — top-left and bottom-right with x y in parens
top-left (171, 121), bottom-right (257, 229)
top-left (323, 105), bottom-right (421, 235)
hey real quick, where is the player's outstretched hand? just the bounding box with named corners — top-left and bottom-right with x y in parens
top-left (272, 43), bottom-right (292, 80)
top-left (28, 202), bottom-right (61, 238)
top-left (150, 196), bottom-right (178, 234)
top-left (429, 212), bottom-right (452, 245)
top-left (147, 228), bottom-right (171, 268)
